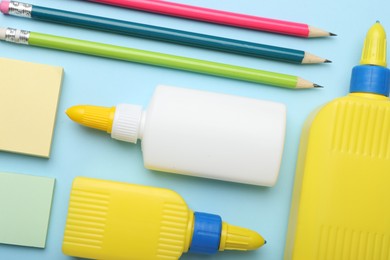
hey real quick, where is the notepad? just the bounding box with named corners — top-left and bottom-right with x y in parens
top-left (0, 58), bottom-right (63, 157)
top-left (0, 172), bottom-right (55, 248)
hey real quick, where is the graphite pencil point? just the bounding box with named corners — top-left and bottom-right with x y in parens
top-left (330, 32), bottom-right (337, 36)
top-left (314, 84), bottom-right (324, 88)
top-left (325, 59), bottom-right (332, 63)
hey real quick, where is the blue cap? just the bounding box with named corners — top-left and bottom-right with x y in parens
top-left (188, 212), bottom-right (222, 254)
top-left (350, 65), bottom-right (390, 96)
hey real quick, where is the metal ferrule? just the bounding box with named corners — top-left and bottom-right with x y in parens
top-left (4, 28), bottom-right (30, 45)
top-left (9, 1), bottom-right (32, 18)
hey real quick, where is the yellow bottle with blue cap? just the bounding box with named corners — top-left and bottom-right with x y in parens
top-left (62, 177), bottom-right (265, 260)
top-left (284, 22), bottom-right (390, 260)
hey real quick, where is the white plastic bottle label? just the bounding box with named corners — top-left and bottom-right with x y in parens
top-left (141, 85), bottom-right (286, 186)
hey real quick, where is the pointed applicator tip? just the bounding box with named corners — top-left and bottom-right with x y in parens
top-left (66, 105), bottom-right (86, 123)
top-left (314, 84), bottom-right (324, 88)
top-left (330, 32), bottom-right (337, 36)
top-left (66, 105), bottom-right (115, 133)
top-left (325, 59), bottom-right (332, 63)
top-left (360, 22), bottom-right (387, 66)
top-left (219, 223), bottom-right (266, 251)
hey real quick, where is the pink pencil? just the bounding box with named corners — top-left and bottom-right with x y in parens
top-left (85, 0), bottom-right (334, 38)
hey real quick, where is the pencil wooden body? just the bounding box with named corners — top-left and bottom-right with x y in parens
top-left (28, 32), bottom-right (300, 88)
top-left (302, 52), bottom-right (329, 64)
top-left (308, 26), bottom-right (333, 38)
top-left (85, 0), bottom-right (331, 37)
top-left (28, 5), bottom-right (307, 63)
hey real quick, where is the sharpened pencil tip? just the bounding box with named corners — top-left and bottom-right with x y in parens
top-left (330, 32), bottom-right (337, 36)
top-left (314, 84), bottom-right (324, 88)
top-left (325, 59), bottom-right (332, 63)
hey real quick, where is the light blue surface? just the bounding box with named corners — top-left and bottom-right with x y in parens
top-left (0, 0), bottom-right (389, 259)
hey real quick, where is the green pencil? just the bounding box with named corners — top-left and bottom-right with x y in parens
top-left (0, 27), bottom-right (323, 89)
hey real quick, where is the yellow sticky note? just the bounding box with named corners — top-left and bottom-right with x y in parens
top-left (0, 58), bottom-right (63, 158)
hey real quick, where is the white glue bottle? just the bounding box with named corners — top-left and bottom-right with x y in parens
top-left (66, 85), bottom-right (286, 186)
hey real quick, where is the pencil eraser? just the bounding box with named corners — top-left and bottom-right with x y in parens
top-left (0, 27), bottom-right (6, 40)
top-left (0, 1), bottom-right (10, 14)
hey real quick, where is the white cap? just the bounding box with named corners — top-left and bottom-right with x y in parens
top-left (111, 104), bottom-right (143, 144)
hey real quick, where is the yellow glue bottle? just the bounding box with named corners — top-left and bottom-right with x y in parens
top-left (284, 22), bottom-right (390, 260)
top-left (62, 177), bottom-right (265, 260)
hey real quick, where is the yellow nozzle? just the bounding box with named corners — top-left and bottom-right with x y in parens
top-left (360, 21), bottom-right (387, 66)
top-left (66, 105), bottom-right (116, 133)
top-left (219, 222), bottom-right (266, 251)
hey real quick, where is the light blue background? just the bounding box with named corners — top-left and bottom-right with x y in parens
top-left (0, 0), bottom-right (389, 259)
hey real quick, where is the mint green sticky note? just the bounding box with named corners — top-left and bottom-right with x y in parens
top-left (0, 172), bottom-right (55, 248)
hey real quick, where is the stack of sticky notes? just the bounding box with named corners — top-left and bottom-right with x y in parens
top-left (0, 172), bottom-right (55, 248)
top-left (0, 58), bottom-right (63, 158)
